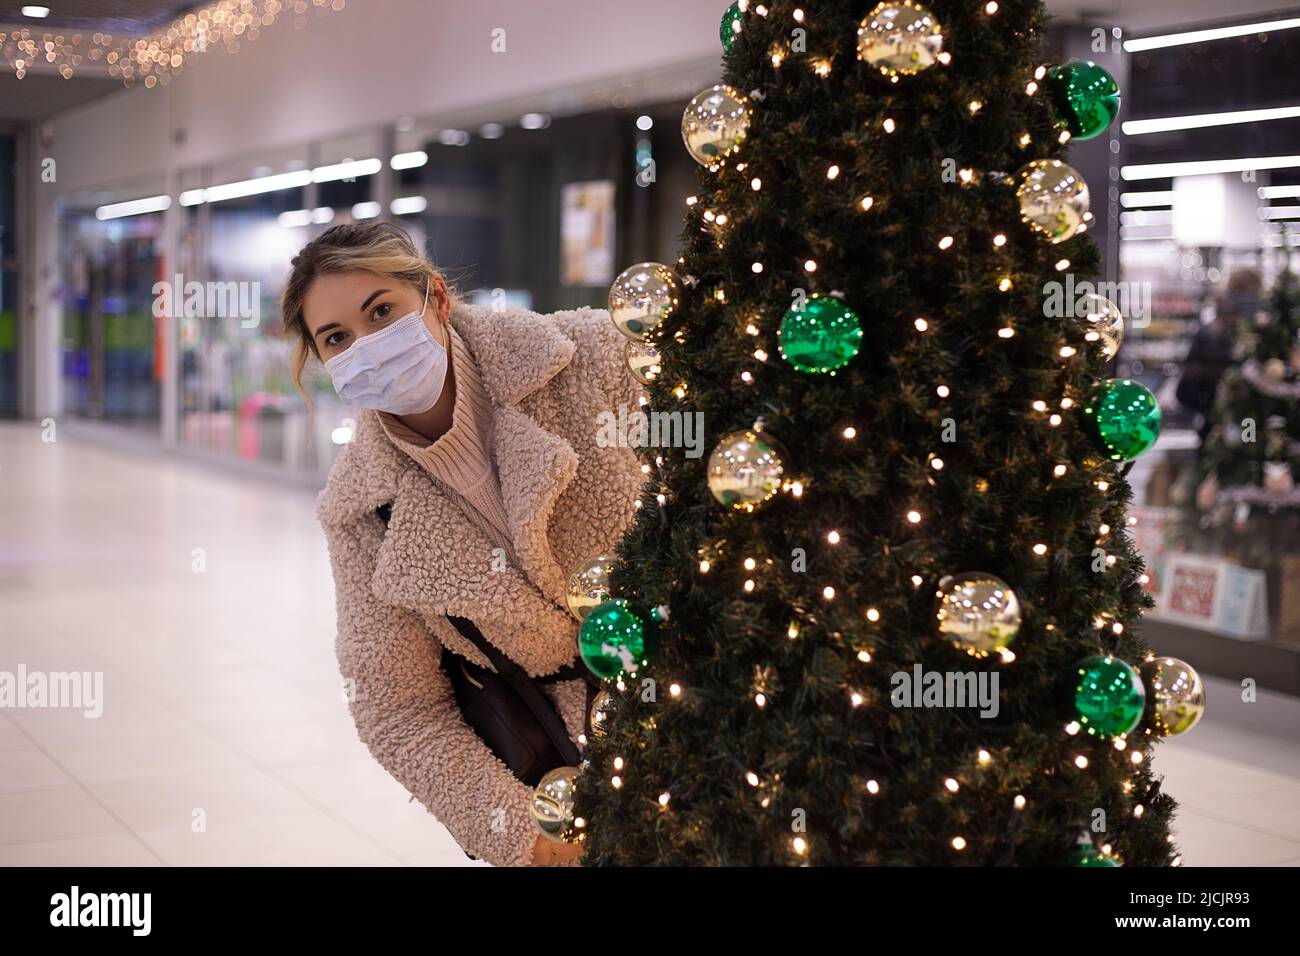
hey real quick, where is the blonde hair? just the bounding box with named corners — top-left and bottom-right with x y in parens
top-left (281, 222), bottom-right (447, 403)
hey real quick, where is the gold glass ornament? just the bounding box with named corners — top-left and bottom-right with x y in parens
top-left (1081, 293), bottom-right (1125, 359)
top-left (588, 689), bottom-right (618, 739)
top-left (609, 262), bottom-right (682, 341)
top-left (857, 1), bottom-right (944, 77)
top-left (625, 339), bottom-right (662, 385)
top-left (1140, 657), bottom-right (1206, 737)
top-left (936, 573), bottom-right (1022, 654)
top-left (565, 554), bottom-right (615, 622)
top-left (1015, 159), bottom-right (1090, 243)
top-left (681, 84), bottom-right (751, 166)
top-left (532, 765), bottom-right (581, 844)
top-left (707, 428), bottom-right (789, 512)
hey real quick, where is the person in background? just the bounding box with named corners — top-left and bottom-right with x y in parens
top-left (1178, 268), bottom-right (1263, 444)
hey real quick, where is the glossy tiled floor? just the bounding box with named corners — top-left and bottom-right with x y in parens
top-left (1, 422), bottom-right (1298, 866)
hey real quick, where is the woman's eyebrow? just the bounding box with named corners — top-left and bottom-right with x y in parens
top-left (360, 289), bottom-right (390, 312)
top-left (313, 321), bottom-right (340, 339)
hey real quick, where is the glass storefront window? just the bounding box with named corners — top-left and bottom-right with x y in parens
top-left (177, 149), bottom-right (309, 470)
top-left (58, 179), bottom-right (166, 428)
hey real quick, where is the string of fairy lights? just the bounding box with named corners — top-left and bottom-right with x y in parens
top-left (526, 1), bottom-right (1204, 866)
top-left (0, 0), bottom-right (343, 86)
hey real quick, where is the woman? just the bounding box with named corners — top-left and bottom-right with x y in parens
top-left (282, 223), bottom-right (644, 865)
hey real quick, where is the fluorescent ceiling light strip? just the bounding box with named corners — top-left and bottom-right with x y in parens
top-left (1123, 104), bottom-right (1300, 135)
top-left (1259, 184), bottom-right (1300, 199)
top-left (390, 151), bottom-right (428, 170)
top-left (1120, 190), bottom-right (1175, 208)
top-left (95, 195), bottom-right (172, 220)
top-left (1120, 210), bottom-right (1173, 226)
top-left (1120, 233), bottom-right (1176, 242)
top-left (1124, 17), bottom-right (1300, 52)
top-left (352, 202), bottom-right (382, 220)
top-left (202, 170), bottom-right (312, 203)
top-left (277, 209), bottom-right (314, 229)
top-left (1121, 155), bottom-right (1300, 181)
top-left (390, 196), bottom-right (428, 215)
top-left (1262, 205), bottom-right (1300, 219)
top-left (312, 158), bottom-right (382, 183)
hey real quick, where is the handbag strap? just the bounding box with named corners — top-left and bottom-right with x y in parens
top-left (445, 614), bottom-right (583, 768)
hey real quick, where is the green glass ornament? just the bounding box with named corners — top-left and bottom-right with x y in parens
top-left (720, 2), bottom-right (744, 50)
top-left (1072, 655), bottom-right (1146, 739)
top-left (778, 297), bottom-right (864, 375)
top-left (1083, 378), bottom-right (1161, 461)
top-left (578, 599), bottom-right (658, 680)
top-left (1047, 60), bottom-right (1120, 141)
top-left (1066, 843), bottom-right (1121, 867)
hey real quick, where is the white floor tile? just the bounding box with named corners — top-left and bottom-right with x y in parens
top-left (0, 747), bottom-right (76, 793)
top-left (0, 787), bottom-right (128, 845)
top-left (135, 810), bottom-right (399, 866)
top-left (0, 834), bottom-right (161, 867)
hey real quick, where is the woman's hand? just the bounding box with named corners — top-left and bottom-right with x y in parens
top-left (532, 834), bottom-right (586, 866)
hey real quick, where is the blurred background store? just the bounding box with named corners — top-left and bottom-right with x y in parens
top-left (1, 1), bottom-right (1299, 865)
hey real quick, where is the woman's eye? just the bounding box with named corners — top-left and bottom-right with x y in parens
top-left (325, 331), bottom-right (347, 348)
top-left (372, 303), bottom-right (392, 322)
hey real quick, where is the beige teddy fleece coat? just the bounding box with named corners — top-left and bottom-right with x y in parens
top-left (316, 301), bottom-right (645, 866)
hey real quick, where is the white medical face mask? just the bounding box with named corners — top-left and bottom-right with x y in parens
top-left (323, 282), bottom-right (448, 415)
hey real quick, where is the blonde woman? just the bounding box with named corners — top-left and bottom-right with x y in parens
top-left (283, 223), bottom-right (644, 865)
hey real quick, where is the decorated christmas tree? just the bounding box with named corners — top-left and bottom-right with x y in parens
top-left (544, 0), bottom-right (1205, 866)
top-left (1198, 263), bottom-right (1300, 529)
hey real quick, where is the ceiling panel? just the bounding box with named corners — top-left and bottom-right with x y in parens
top-left (3, 2), bottom-right (202, 34)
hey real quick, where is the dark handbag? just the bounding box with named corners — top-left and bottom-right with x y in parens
top-left (374, 504), bottom-right (596, 790)
top-left (441, 614), bottom-right (591, 788)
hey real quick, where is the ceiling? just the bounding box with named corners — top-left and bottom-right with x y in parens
top-left (1, 1), bottom-right (201, 33)
top-left (0, 71), bottom-right (117, 120)
top-left (1, 1), bottom-right (1298, 123)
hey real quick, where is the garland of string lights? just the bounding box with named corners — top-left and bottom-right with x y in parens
top-left (1, 0), bottom-right (344, 86)
top-left (533, 1), bottom-right (1207, 867)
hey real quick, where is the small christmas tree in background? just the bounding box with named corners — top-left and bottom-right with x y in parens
top-left (533, 0), bottom-right (1211, 866)
top-left (1197, 262), bottom-right (1300, 532)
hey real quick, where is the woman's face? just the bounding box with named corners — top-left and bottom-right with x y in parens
top-left (304, 270), bottom-right (450, 362)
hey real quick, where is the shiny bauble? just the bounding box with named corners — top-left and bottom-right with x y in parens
top-left (1016, 159), bottom-right (1090, 243)
top-left (1081, 293), bottom-right (1125, 359)
top-left (856, 1), bottom-right (944, 77)
top-left (588, 689), bottom-right (618, 740)
top-left (1067, 843), bottom-right (1121, 867)
top-left (681, 84), bottom-right (751, 166)
top-left (578, 599), bottom-right (658, 680)
top-left (720, 1), bottom-right (744, 51)
top-left (936, 573), bottom-right (1022, 654)
top-left (1140, 657), bottom-right (1206, 737)
top-left (532, 765), bottom-right (581, 844)
top-left (625, 339), bottom-right (661, 385)
top-left (609, 262), bottom-right (681, 341)
top-left (565, 554), bottom-right (616, 622)
top-left (1083, 378), bottom-right (1161, 461)
top-left (1047, 60), bottom-right (1121, 141)
top-left (1071, 655), bottom-right (1146, 739)
top-left (706, 428), bottom-right (789, 512)
top-left (777, 296), bottom-right (864, 375)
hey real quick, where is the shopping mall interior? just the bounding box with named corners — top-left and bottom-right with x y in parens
top-left (1, 0), bottom-right (1299, 870)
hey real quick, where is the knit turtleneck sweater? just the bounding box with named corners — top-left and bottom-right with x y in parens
top-left (378, 324), bottom-right (518, 565)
